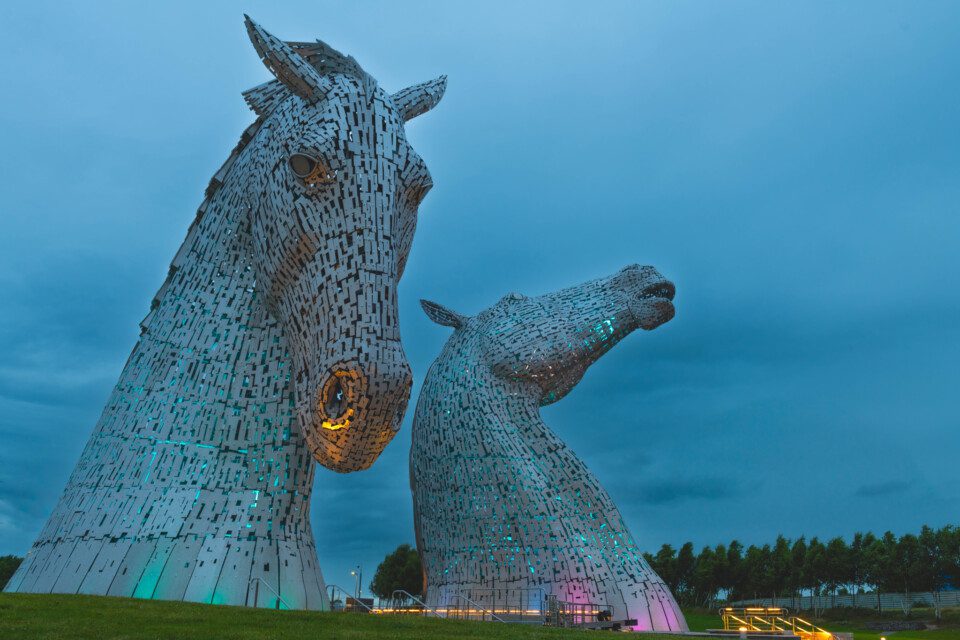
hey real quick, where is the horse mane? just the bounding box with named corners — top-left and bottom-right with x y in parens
top-left (142, 38), bottom-right (377, 333)
top-left (139, 116), bottom-right (265, 333)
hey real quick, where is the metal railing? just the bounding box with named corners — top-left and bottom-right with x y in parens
top-left (457, 587), bottom-right (546, 623)
top-left (441, 592), bottom-right (507, 622)
top-left (387, 589), bottom-right (442, 617)
top-left (248, 577), bottom-right (292, 610)
top-left (719, 607), bottom-right (834, 640)
top-left (326, 583), bottom-right (375, 613)
top-left (545, 595), bottom-right (613, 628)
top-left (732, 590), bottom-right (960, 612)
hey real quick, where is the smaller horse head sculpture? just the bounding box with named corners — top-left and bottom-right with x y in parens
top-left (421, 264), bottom-right (675, 405)
top-left (413, 265), bottom-right (683, 630)
top-left (241, 17), bottom-right (445, 471)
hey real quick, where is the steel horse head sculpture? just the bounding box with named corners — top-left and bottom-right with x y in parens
top-left (411, 265), bottom-right (688, 631)
top-left (5, 17), bottom-right (445, 609)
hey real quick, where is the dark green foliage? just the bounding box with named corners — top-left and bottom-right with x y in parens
top-left (369, 544), bottom-right (423, 600)
top-left (644, 524), bottom-right (960, 614)
top-left (0, 555), bottom-right (23, 590)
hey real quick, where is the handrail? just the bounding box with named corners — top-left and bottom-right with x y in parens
top-left (249, 577), bottom-right (292, 610)
top-left (389, 589), bottom-right (443, 617)
top-left (550, 597), bottom-right (613, 627)
top-left (448, 592), bottom-right (506, 623)
top-left (326, 583), bottom-right (375, 613)
top-left (466, 586), bottom-right (547, 618)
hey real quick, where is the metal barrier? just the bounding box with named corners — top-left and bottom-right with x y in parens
top-left (342, 584), bottom-right (618, 629)
top-left (326, 583), bottom-right (375, 613)
top-left (718, 607), bottom-right (835, 640)
top-left (248, 577), bottom-right (292, 610)
top-left (733, 590), bottom-right (960, 612)
top-left (439, 593), bottom-right (507, 623)
top-left (448, 587), bottom-right (546, 623)
top-left (545, 594), bottom-right (613, 628)
top-left (381, 589), bottom-right (441, 617)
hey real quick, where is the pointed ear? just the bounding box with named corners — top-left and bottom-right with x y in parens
top-left (244, 15), bottom-right (328, 104)
top-left (242, 79), bottom-right (289, 116)
top-left (392, 76), bottom-right (447, 121)
top-left (420, 299), bottom-right (465, 329)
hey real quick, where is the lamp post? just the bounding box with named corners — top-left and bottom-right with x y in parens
top-left (350, 565), bottom-right (362, 600)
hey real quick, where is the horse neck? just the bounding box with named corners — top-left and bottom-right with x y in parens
top-left (100, 119), bottom-right (313, 495)
top-left (417, 334), bottom-right (547, 441)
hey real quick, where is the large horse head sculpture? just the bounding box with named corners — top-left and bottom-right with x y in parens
top-left (241, 18), bottom-right (445, 471)
top-left (6, 18), bottom-right (445, 607)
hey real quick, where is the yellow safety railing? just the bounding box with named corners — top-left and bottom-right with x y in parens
top-left (720, 607), bottom-right (834, 640)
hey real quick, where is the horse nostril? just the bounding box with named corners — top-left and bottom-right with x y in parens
top-left (324, 377), bottom-right (348, 419)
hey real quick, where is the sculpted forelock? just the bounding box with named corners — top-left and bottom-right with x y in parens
top-left (6, 17), bottom-right (445, 609)
top-left (410, 265), bottom-right (688, 631)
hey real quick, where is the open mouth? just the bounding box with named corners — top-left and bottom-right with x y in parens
top-left (632, 279), bottom-right (676, 330)
top-left (640, 281), bottom-right (676, 301)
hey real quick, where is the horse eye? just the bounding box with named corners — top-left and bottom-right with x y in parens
top-left (289, 153), bottom-right (316, 177)
top-left (289, 153), bottom-right (335, 185)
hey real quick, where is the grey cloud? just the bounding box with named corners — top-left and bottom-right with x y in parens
top-left (631, 477), bottom-right (741, 506)
top-left (1, 2), bottom-right (959, 587)
top-left (855, 480), bottom-right (913, 498)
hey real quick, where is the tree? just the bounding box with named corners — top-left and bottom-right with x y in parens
top-left (726, 540), bottom-right (744, 601)
top-left (713, 544), bottom-right (731, 603)
top-left (675, 542), bottom-right (697, 604)
top-left (645, 544), bottom-right (678, 594)
top-left (743, 544), bottom-right (773, 602)
top-left (803, 538), bottom-right (828, 615)
top-left (0, 555), bottom-right (22, 590)
top-left (644, 524), bottom-right (960, 614)
top-left (863, 532), bottom-right (897, 613)
top-left (888, 532), bottom-right (923, 615)
top-left (691, 546), bottom-right (718, 607)
top-left (824, 536), bottom-right (852, 607)
top-left (789, 537), bottom-right (808, 609)
top-left (369, 544), bottom-right (423, 601)
top-left (771, 536), bottom-right (793, 602)
top-left (850, 531), bottom-right (876, 606)
top-left (917, 525), bottom-right (956, 620)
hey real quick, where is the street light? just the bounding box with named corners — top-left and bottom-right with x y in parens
top-left (349, 565), bottom-right (362, 600)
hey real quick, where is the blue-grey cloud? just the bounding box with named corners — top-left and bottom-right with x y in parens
top-left (632, 478), bottom-right (741, 506)
top-left (1, 0), bottom-right (958, 589)
top-left (855, 480), bottom-right (914, 498)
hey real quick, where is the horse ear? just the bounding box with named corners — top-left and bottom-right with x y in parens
top-left (420, 299), bottom-right (465, 329)
top-left (244, 16), bottom-right (328, 104)
top-left (242, 80), bottom-right (289, 116)
top-left (392, 76), bottom-right (447, 122)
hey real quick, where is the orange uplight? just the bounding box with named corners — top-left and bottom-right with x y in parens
top-left (321, 407), bottom-right (354, 431)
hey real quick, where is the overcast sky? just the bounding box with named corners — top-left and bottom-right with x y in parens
top-left (1, 1), bottom-right (958, 593)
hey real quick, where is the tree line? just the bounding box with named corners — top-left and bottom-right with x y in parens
top-left (0, 555), bottom-right (22, 591)
top-left (643, 525), bottom-right (960, 619)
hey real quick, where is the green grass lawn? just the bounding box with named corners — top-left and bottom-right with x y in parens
top-left (0, 593), bottom-right (681, 640)
top-left (2, 594), bottom-right (959, 640)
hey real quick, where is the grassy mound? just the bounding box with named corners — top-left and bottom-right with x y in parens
top-left (3, 594), bottom-right (959, 640)
top-left (0, 593), bottom-right (680, 640)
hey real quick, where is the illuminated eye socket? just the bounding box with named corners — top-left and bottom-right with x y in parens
top-left (324, 378), bottom-right (347, 419)
top-left (289, 153), bottom-right (335, 185)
